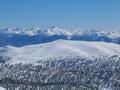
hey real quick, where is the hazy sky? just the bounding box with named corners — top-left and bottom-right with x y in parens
top-left (0, 0), bottom-right (120, 31)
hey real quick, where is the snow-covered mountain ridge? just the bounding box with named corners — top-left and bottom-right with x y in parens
top-left (0, 40), bottom-right (120, 64)
top-left (0, 40), bottom-right (120, 89)
top-left (1, 27), bottom-right (120, 37)
top-left (0, 27), bottom-right (120, 47)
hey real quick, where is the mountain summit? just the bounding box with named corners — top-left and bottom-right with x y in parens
top-left (0, 40), bottom-right (120, 64)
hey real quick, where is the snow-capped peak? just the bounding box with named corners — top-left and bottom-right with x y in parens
top-left (23, 27), bottom-right (41, 36)
top-left (46, 26), bottom-right (72, 36)
top-left (0, 26), bottom-right (72, 36)
top-left (0, 27), bottom-right (120, 37)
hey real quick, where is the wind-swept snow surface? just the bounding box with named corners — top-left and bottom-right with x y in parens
top-left (0, 87), bottom-right (6, 90)
top-left (0, 40), bottom-right (120, 64)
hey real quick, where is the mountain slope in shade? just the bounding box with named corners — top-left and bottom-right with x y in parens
top-left (0, 40), bottom-right (120, 64)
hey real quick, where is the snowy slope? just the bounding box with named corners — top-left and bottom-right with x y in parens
top-left (0, 87), bottom-right (6, 90)
top-left (0, 40), bottom-right (120, 64)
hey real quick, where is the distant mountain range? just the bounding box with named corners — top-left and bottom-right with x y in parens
top-left (0, 27), bottom-right (120, 47)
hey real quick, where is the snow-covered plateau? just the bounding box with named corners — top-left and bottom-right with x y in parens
top-left (0, 40), bottom-right (120, 64)
top-left (0, 39), bottom-right (120, 90)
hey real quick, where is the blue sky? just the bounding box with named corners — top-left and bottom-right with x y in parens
top-left (0, 0), bottom-right (120, 31)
